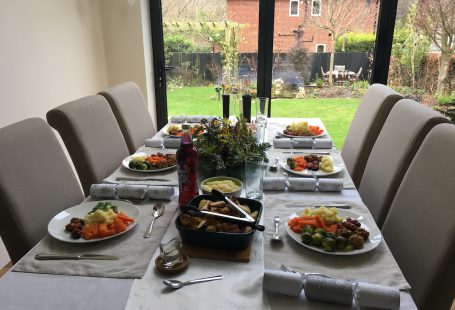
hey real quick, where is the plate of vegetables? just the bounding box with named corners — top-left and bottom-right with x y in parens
top-left (48, 201), bottom-right (140, 243)
top-left (280, 155), bottom-right (344, 177)
top-left (164, 124), bottom-right (204, 138)
top-left (122, 152), bottom-right (177, 173)
top-left (285, 207), bottom-right (381, 255)
top-left (282, 121), bottom-right (325, 138)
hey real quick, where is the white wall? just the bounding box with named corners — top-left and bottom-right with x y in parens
top-left (99, 0), bottom-right (157, 130)
top-left (0, 0), bottom-right (108, 128)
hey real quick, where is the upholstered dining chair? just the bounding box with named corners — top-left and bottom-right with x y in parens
top-left (47, 95), bottom-right (130, 196)
top-left (0, 118), bottom-right (84, 263)
top-left (382, 123), bottom-right (455, 310)
top-left (341, 84), bottom-right (402, 188)
top-left (358, 99), bottom-right (450, 227)
top-left (98, 82), bottom-right (157, 154)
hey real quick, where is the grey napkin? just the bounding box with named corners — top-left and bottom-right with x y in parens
top-left (90, 184), bottom-right (175, 201)
top-left (314, 138), bottom-right (333, 149)
top-left (117, 184), bottom-right (147, 199)
top-left (163, 136), bottom-right (181, 148)
top-left (304, 274), bottom-right (354, 306)
top-left (318, 178), bottom-right (344, 192)
top-left (146, 186), bottom-right (175, 200)
top-left (355, 282), bottom-right (400, 310)
top-left (263, 177), bottom-right (287, 191)
top-left (273, 138), bottom-right (313, 149)
top-left (144, 137), bottom-right (163, 148)
top-left (263, 269), bottom-right (304, 297)
top-left (170, 115), bottom-right (187, 123)
top-left (288, 178), bottom-right (317, 191)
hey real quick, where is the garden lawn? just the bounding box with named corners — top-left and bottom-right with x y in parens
top-left (167, 86), bottom-right (360, 149)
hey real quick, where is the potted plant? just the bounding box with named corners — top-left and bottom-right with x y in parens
top-left (194, 117), bottom-right (271, 182)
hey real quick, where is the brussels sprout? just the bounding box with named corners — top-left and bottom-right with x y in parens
top-left (343, 244), bottom-right (354, 252)
top-left (129, 161), bottom-right (137, 169)
top-left (301, 232), bottom-right (313, 245)
top-left (311, 233), bottom-right (324, 246)
top-left (287, 158), bottom-right (296, 169)
top-left (137, 163), bottom-right (148, 170)
top-left (322, 237), bottom-right (336, 252)
top-left (325, 232), bottom-right (336, 240)
top-left (303, 225), bottom-right (314, 235)
top-left (314, 228), bottom-right (327, 236)
top-left (335, 236), bottom-right (348, 250)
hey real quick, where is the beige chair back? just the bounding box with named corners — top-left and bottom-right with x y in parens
top-left (0, 118), bottom-right (84, 263)
top-left (342, 84), bottom-right (402, 187)
top-left (359, 99), bottom-right (450, 227)
top-left (382, 123), bottom-right (455, 310)
top-left (47, 95), bottom-right (130, 196)
top-left (99, 82), bottom-right (156, 154)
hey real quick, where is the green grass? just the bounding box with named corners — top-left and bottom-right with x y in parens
top-left (167, 86), bottom-right (360, 149)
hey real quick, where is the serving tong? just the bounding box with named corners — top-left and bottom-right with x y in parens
top-left (180, 189), bottom-right (265, 231)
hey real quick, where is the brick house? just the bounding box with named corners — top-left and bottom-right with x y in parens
top-left (227, 0), bottom-right (380, 53)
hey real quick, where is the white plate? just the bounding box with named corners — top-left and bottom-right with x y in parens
top-left (285, 209), bottom-right (382, 255)
top-left (122, 153), bottom-right (177, 173)
top-left (48, 200), bottom-right (141, 243)
top-left (281, 131), bottom-right (326, 138)
top-left (280, 156), bottom-right (344, 177)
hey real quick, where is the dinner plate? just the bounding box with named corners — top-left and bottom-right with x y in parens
top-left (285, 209), bottom-right (382, 255)
top-left (122, 153), bottom-right (177, 173)
top-left (279, 156), bottom-right (344, 177)
top-left (48, 200), bottom-right (141, 243)
top-left (163, 124), bottom-right (203, 138)
top-left (281, 131), bottom-right (326, 138)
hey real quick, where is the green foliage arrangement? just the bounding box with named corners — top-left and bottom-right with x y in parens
top-left (195, 118), bottom-right (271, 170)
top-left (335, 33), bottom-right (376, 52)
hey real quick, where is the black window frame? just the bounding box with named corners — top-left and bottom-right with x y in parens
top-left (150, 0), bottom-right (398, 125)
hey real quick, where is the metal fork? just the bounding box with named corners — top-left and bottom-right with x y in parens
top-left (280, 264), bottom-right (336, 279)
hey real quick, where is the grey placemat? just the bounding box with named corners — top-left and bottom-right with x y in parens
top-left (266, 149), bottom-right (356, 189)
top-left (262, 193), bottom-right (410, 290)
top-left (13, 199), bottom-right (179, 279)
top-left (104, 146), bottom-right (179, 186)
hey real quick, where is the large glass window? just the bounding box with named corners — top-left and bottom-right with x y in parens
top-left (389, 0), bottom-right (455, 122)
top-left (311, 0), bottom-right (321, 16)
top-left (289, 0), bottom-right (299, 17)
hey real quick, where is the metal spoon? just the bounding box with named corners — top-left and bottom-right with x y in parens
top-left (269, 157), bottom-right (280, 172)
top-left (143, 202), bottom-right (165, 238)
top-left (163, 275), bottom-right (223, 289)
top-left (271, 215), bottom-right (283, 241)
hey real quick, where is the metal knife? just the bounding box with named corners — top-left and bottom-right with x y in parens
top-left (116, 177), bottom-right (171, 182)
top-left (35, 254), bottom-right (118, 260)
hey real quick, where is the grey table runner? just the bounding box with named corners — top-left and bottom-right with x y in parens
top-left (13, 199), bottom-right (179, 279)
top-left (266, 149), bottom-right (356, 189)
top-left (262, 193), bottom-right (410, 290)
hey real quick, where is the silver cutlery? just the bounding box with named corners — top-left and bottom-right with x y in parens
top-left (269, 157), bottom-right (280, 172)
top-left (116, 177), bottom-right (171, 182)
top-left (143, 202), bottom-right (165, 238)
top-left (163, 275), bottom-right (223, 289)
top-left (35, 253), bottom-right (118, 260)
top-left (280, 264), bottom-right (336, 279)
top-left (271, 215), bottom-right (283, 241)
top-left (284, 204), bottom-right (351, 209)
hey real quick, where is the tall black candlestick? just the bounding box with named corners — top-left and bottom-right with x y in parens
top-left (242, 94), bottom-right (252, 123)
top-left (222, 94), bottom-right (230, 119)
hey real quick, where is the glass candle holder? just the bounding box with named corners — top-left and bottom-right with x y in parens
top-left (159, 237), bottom-right (183, 268)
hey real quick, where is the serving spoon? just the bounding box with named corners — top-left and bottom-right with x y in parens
top-left (163, 275), bottom-right (223, 289)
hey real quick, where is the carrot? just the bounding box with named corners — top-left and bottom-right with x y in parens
top-left (82, 223), bottom-right (98, 240)
top-left (98, 223), bottom-right (108, 237)
top-left (113, 216), bottom-right (127, 233)
top-left (118, 212), bottom-right (134, 224)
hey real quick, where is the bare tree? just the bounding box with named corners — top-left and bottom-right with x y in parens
top-left (415, 0), bottom-right (455, 95)
top-left (162, 0), bottom-right (226, 21)
top-left (304, 0), bottom-right (373, 85)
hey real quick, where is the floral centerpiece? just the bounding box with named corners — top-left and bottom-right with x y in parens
top-left (194, 117), bottom-right (270, 179)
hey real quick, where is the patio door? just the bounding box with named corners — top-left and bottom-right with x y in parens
top-left (151, 0), bottom-right (271, 129)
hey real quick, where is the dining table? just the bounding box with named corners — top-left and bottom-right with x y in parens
top-left (0, 117), bottom-right (417, 310)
